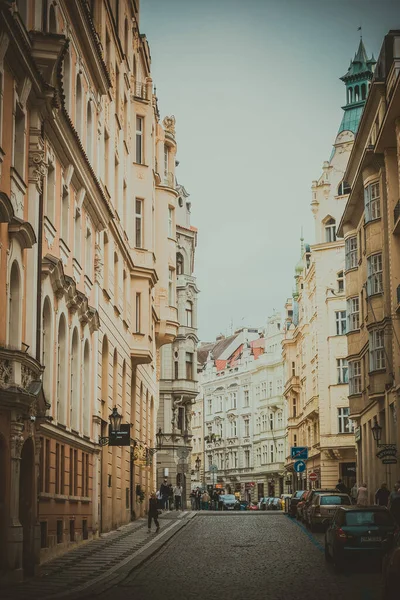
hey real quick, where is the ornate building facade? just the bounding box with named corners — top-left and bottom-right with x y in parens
top-left (338, 31), bottom-right (400, 500)
top-left (0, 0), bottom-right (182, 580)
top-left (283, 40), bottom-right (374, 492)
top-left (157, 183), bottom-right (199, 507)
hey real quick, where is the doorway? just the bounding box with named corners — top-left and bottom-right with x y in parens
top-left (19, 438), bottom-right (35, 575)
top-left (0, 434), bottom-right (7, 571)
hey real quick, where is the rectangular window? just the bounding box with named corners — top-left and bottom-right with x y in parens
top-left (337, 358), bottom-right (348, 384)
top-left (70, 519), bottom-right (75, 543)
top-left (168, 268), bottom-right (174, 306)
top-left (186, 352), bottom-right (193, 380)
top-left (364, 181), bottom-right (380, 222)
top-left (292, 398), bottom-right (297, 418)
top-left (135, 293), bottom-right (141, 333)
top-left (349, 360), bottom-right (362, 395)
top-left (345, 236), bottom-right (358, 270)
top-left (270, 443), bottom-right (274, 463)
top-left (164, 145), bottom-right (169, 175)
top-left (69, 447), bottom-right (74, 495)
top-left (338, 407), bottom-right (354, 434)
top-left (231, 420), bottom-right (237, 437)
top-left (244, 389), bottom-right (249, 406)
top-left (135, 199), bottom-right (143, 248)
top-left (55, 443), bottom-right (60, 494)
top-left (244, 449), bottom-right (250, 468)
top-left (45, 439), bottom-right (50, 493)
top-left (262, 444), bottom-right (267, 464)
top-left (370, 329), bottom-right (386, 371)
top-left (367, 253), bottom-right (383, 295)
top-left (81, 452), bottom-right (86, 497)
top-left (57, 520), bottom-right (63, 544)
top-left (233, 451), bottom-right (238, 468)
top-left (347, 297), bottom-right (360, 331)
top-left (269, 381), bottom-right (273, 397)
top-left (207, 398), bottom-right (212, 415)
top-left (177, 406), bottom-right (184, 432)
top-left (46, 163), bottom-right (56, 224)
top-left (39, 437), bottom-right (44, 493)
top-left (335, 310), bottom-right (346, 335)
top-left (135, 116), bottom-right (143, 164)
top-left (244, 419), bottom-right (249, 437)
top-left (14, 103), bottom-right (25, 177)
top-left (325, 219), bottom-right (336, 242)
top-left (85, 227), bottom-right (92, 278)
top-left (74, 449), bottom-right (78, 496)
top-left (74, 208), bottom-right (81, 264)
top-left (168, 207), bottom-right (173, 238)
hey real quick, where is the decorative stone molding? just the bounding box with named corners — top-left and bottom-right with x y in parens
top-left (163, 115), bottom-right (176, 137)
top-left (10, 422), bottom-right (24, 459)
top-left (94, 243), bottom-right (103, 283)
top-left (0, 191), bottom-right (14, 223)
top-left (9, 216), bottom-right (37, 249)
top-left (28, 130), bottom-right (47, 193)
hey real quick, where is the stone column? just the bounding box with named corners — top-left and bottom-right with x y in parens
top-left (6, 421), bottom-right (24, 578)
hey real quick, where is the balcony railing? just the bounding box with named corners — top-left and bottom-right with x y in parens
top-left (134, 81), bottom-right (149, 101)
top-left (0, 346), bottom-right (43, 396)
top-left (394, 200), bottom-right (400, 234)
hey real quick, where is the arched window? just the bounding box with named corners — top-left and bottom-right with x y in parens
top-left (103, 232), bottom-right (109, 290)
top-left (354, 85), bottom-right (360, 102)
top-left (57, 314), bottom-right (67, 424)
top-left (42, 298), bottom-right (53, 401)
top-left (347, 87), bottom-right (353, 104)
top-left (48, 4), bottom-right (57, 33)
top-left (86, 101), bottom-right (93, 163)
top-left (338, 180), bottom-right (351, 196)
top-left (325, 218), bottom-right (336, 242)
top-left (112, 349), bottom-right (118, 406)
top-left (361, 83), bottom-right (367, 100)
top-left (185, 301), bottom-right (193, 327)
top-left (101, 336), bottom-right (109, 419)
top-left (70, 328), bottom-right (80, 431)
top-left (176, 253), bottom-right (184, 275)
top-left (76, 75), bottom-right (83, 138)
top-left (83, 340), bottom-right (90, 437)
top-left (9, 262), bottom-right (21, 348)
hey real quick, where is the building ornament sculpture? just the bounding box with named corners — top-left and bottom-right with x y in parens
top-left (162, 115), bottom-right (176, 136)
top-left (29, 132), bottom-right (47, 193)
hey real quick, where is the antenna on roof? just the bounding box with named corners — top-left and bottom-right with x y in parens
top-left (358, 25), bottom-right (362, 39)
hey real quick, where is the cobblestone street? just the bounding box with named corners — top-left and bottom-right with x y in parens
top-left (91, 513), bottom-right (382, 600)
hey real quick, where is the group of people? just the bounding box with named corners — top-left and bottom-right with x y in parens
top-left (147, 479), bottom-right (184, 533)
top-left (189, 488), bottom-right (224, 510)
top-left (344, 479), bottom-right (400, 523)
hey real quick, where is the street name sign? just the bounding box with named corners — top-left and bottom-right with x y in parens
top-left (294, 460), bottom-right (306, 473)
top-left (291, 447), bottom-right (308, 460)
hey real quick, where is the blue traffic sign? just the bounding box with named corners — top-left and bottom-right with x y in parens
top-left (291, 446), bottom-right (308, 460)
top-left (294, 460), bottom-right (306, 473)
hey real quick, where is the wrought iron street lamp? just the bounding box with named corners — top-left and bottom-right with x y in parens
top-left (371, 417), bottom-right (397, 465)
top-left (109, 406), bottom-right (122, 433)
top-left (99, 407), bottom-right (129, 446)
top-left (371, 418), bottom-right (382, 444)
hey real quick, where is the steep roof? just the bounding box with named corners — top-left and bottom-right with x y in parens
top-left (340, 38), bottom-right (376, 82)
top-left (197, 333), bottom-right (240, 368)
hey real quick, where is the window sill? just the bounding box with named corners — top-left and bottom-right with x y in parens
top-left (133, 162), bottom-right (148, 167)
top-left (133, 331), bottom-right (145, 337)
top-left (344, 266), bottom-right (358, 274)
top-left (364, 217), bottom-right (381, 226)
top-left (368, 369), bottom-right (387, 375)
top-left (366, 292), bottom-right (384, 299)
top-left (347, 328), bottom-right (360, 335)
top-left (348, 392), bottom-right (362, 398)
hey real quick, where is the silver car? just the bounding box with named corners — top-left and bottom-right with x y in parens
top-left (309, 493), bottom-right (352, 531)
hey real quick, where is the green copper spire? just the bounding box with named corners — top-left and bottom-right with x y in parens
top-left (337, 38), bottom-right (376, 135)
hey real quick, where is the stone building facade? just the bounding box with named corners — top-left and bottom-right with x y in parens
top-left (283, 40), bottom-right (374, 492)
top-left (0, 0), bottom-right (181, 580)
top-left (157, 183), bottom-right (199, 506)
top-left (338, 31), bottom-right (400, 500)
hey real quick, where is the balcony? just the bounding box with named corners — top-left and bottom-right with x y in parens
top-left (394, 200), bottom-right (400, 234)
top-left (134, 81), bottom-right (150, 101)
top-left (170, 379), bottom-right (199, 397)
top-left (304, 395), bottom-right (319, 420)
top-left (284, 375), bottom-right (300, 395)
top-left (0, 346), bottom-right (43, 406)
top-left (130, 333), bottom-right (153, 365)
top-left (162, 172), bottom-right (175, 190)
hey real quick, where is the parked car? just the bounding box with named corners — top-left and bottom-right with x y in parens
top-left (248, 502), bottom-right (259, 511)
top-left (382, 529), bottom-right (400, 600)
top-left (324, 506), bottom-right (396, 573)
top-left (258, 497), bottom-right (270, 510)
top-left (296, 491), bottom-right (310, 522)
top-left (220, 494), bottom-right (237, 510)
top-left (308, 493), bottom-right (351, 532)
top-left (303, 489), bottom-right (337, 528)
top-left (269, 498), bottom-right (282, 511)
top-left (237, 500), bottom-right (249, 511)
top-left (288, 490), bottom-right (306, 518)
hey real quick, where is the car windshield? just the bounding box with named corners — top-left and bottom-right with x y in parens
top-left (223, 495), bottom-right (236, 502)
top-left (345, 511), bottom-right (394, 526)
top-left (321, 495), bottom-right (351, 505)
top-left (295, 491), bottom-right (304, 499)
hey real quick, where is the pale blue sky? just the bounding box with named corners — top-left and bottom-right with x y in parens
top-left (141, 0), bottom-right (399, 342)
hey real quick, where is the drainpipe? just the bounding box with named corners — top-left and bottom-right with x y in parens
top-left (35, 123), bottom-right (45, 363)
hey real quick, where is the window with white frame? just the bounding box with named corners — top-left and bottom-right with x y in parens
top-left (345, 236), bottom-right (358, 270)
top-left (349, 360), bottom-right (362, 394)
top-left (347, 296), bottom-right (360, 331)
top-left (164, 145), bottom-right (169, 176)
top-left (335, 310), bottom-right (346, 335)
top-left (230, 420), bottom-right (237, 437)
top-left (255, 385), bottom-right (260, 400)
top-left (256, 447), bottom-right (261, 466)
top-left (207, 454), bottom-right (212, 469)
top-left (168, 207), bottom-right (173, 238)
top-left (278, 441), bottom-right (284, 461)
top-left (337, 271), bottom-right (344, 293)
top-left (135, 116), bottom-right (143, 164)
top-left (337, 358), bottom-right (348, 384)
top-left (244, 388), bottom-right (249, 406)
top-left (277, 379), bottom-right (282, 395)
top-left (168, 268), bottom-right (174, 305)
top-left (262, 445), bottom-right (267, 464)
top-left (325, 218), bottom-right (336, 242)
top-left (244, 449), bottom-right (250, 468)
top-left (135, 199), bottom-right (143, 248)
top-left (256, 417), bottom-right (260, 433)
top-left (261, 382), bottom-right (266, 396)
top-left (277, 411), bottom-right (283, 429)
top-left (270, 443), bottom-right (274, 463)
top-left (338, 407), bottom-right (354, 434)
top-left (370, 329), bottom-right (386, 371)
top-left (46, 162), bottom-right (56, 224)
top-left (219, 395), bottom-right (223, 412)
top-left (85, 226), bottom-right (92, 278)
top-left (367, 253), bottom-right (383, 295)
top-left (207, 425), bottom-right (212, 437)
top-left (262, 414), bottom-right (267, 431)
top-left (244, 418), bottom-right (249, 437)
top-left (269, 381), bottom-right (273, 397)
top-left (74, 207), bottom-right (81, 263)
top-left (135, 293), bottom-right (141, 332)
top-left (233, 451), bottom-right (238, 468)
top-left (185, 301), bottom-right (193, 327)
top-left (207, 398), bottom-right (212, 415)
top-left (217, 422), bottom-right (223, 438)
top-left (269, 413), bottom-right (274, 430)
top-left (364, 181), bottom-right (380, 222)
top-left (232, 392), bottom-right (237, 409)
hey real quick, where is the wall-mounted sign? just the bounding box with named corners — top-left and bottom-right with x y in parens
top-left (108, 424), bottom-right (131, 447)
top-left (376, 446), bottom-right (397, 461)
top-left (382, 458), bottom-right (398, 465)
top-left (291, 447), bottom-right (308, 460)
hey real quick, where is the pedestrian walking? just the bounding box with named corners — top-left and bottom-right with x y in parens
top-left (375, 482), bottom-right (390, 506)
top-left (159, 478), bottom-right (169, 511)
top-left (356, 482), bottom-right (369, 506)
top-left (212, 490), bottom-right (219, 511)
top-left (201, 490), bottom-right (210, 510)
top-left (173, 484), bottom-right (183, 510)
top-left (218, 491), bottom-right (224, 511)
top-left (190, 489), bottom-right (196, 510)
top-left (147, 492), bottom-right (160, 533)
top-left (350, 482), bottom-right (358, 504)
top-left (335, 479), bottom-right (349, 494)
top-left (168, 483), bottom-right (174, 510)
top-left (388, 484), bottom-right (400, 525)
top-left (195, 487), bottom-right (201, 510)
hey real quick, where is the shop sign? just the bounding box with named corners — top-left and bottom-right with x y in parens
top-left (376, 446), bottom-right (397, 460)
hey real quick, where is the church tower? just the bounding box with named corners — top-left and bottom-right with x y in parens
top-left (338, 38), bottom-right (376, 134)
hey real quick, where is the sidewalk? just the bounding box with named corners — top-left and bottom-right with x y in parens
top-left (0, 511), bottom-right (196, 600)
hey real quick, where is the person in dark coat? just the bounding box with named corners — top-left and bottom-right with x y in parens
top-left (212, 490), bottom-right (219, 510)
top-left (375, 482), bottom-right (390, 506)
top-left (148, 492), bottom-right (160, 533)
top-left (336, 479), bottom-right (348, 494)
top-left (159, 479), bottom-right (169, 510)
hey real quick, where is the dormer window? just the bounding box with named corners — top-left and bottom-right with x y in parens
top-left (325, 218), bottom-right (336, 242)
